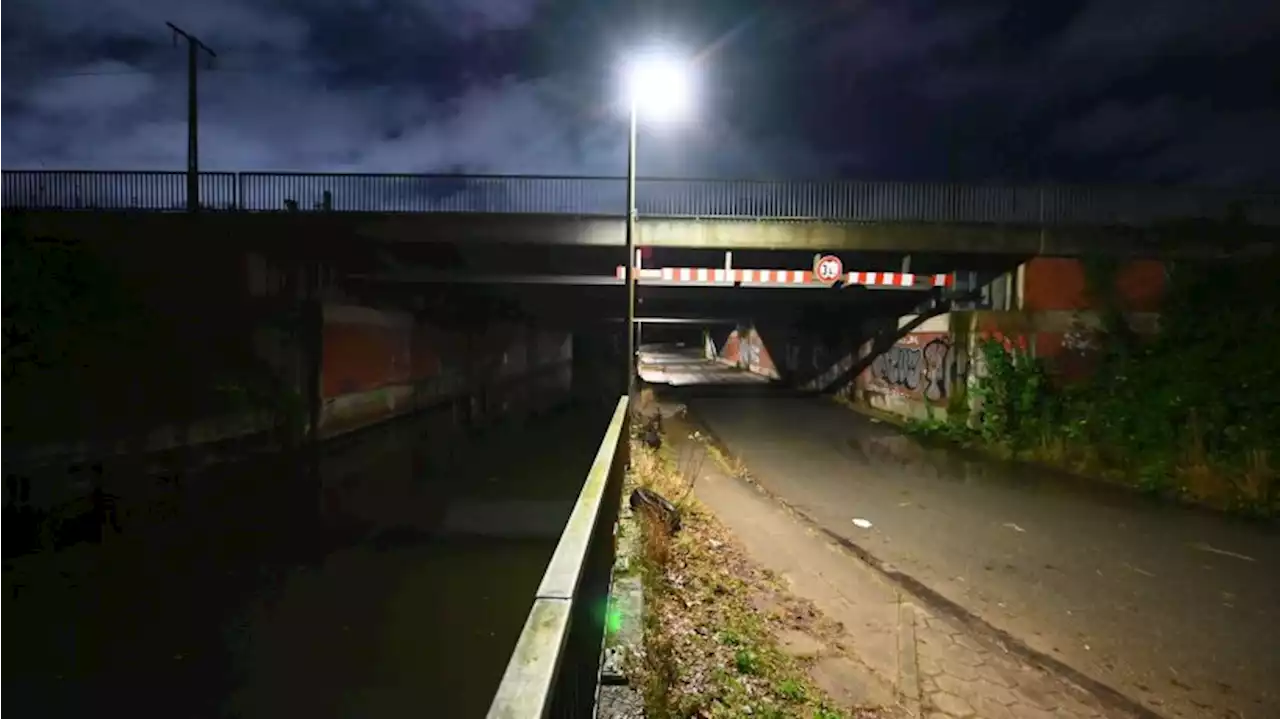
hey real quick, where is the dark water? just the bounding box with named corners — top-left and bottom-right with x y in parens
top-left (3, 395), bottom-right (618, 719)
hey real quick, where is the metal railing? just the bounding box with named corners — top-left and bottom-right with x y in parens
top-left (487, 395), bottom-right (630, 719)
top-left (4, 170), bottom-right (1278, 226)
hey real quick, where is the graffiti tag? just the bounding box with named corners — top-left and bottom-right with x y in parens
top-left (869, 336), bottom-right (966, 403)
top-left (872, 345), bottom-right (923, 392)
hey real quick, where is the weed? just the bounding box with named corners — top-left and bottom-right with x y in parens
top-left (629, 437), bottom-right (877, 719)
top-left (900, 264), bottom-right (1280, 519)
top-left (778, 678), bottom-right (808, 701)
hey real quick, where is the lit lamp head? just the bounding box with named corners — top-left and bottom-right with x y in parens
top-left (623, 51), bottom-right (694, 123)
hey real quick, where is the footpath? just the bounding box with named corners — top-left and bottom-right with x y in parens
top-left (662, 409), bottom-right (1132, 719)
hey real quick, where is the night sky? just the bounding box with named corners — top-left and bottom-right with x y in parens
top-left (3, 0), bottom-right (1279, 184)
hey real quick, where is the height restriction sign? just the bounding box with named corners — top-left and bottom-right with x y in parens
top-left (813, 254), bottom-right (843, 283)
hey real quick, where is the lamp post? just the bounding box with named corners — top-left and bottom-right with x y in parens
top-left (623, 52), bottom-right (693, 400)
top-left (625, 90), bottom-right (639, 400)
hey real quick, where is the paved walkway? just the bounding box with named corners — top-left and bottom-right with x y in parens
top-left (644, 349), bottom-right (1280, 719)
top-left (665, 412), bottom-right (1127, 719)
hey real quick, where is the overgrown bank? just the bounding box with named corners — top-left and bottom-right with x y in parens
top-left (626, 408), bottom-right (883, 719)
top-left (910, 258), bottom-right (1279, 517)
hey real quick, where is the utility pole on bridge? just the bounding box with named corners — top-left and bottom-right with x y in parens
top-left (166, 22), bottom-right (217, 212)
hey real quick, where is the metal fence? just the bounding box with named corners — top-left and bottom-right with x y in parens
top-left (487, 395), bottom-right (630, 719)
top-left (4, 170), bottom-right (1278, 226)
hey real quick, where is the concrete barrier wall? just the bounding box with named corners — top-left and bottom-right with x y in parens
top-left (716, 325), bottom-right (780, 379)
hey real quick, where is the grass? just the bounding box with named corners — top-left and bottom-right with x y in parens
top-left (841, 397), bottom-right (1278, 518)
top-left (626, 394), bottom-right (884, 719)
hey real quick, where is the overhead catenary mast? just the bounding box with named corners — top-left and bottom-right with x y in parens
top-left (165, 22), bottom-right (217, 212)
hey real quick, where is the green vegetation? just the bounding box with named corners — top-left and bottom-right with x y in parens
top-left (909, 258), bottom-right (1280, 517)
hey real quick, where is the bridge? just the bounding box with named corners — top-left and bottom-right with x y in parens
top-left (9, 170), bottom-right (1279, 718)
top-left (5, 170), bottom-right (1278, 256)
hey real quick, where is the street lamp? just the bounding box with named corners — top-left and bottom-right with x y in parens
top-left (622, 51), bottom-right (694, 399)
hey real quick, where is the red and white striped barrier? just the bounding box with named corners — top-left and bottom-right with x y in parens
top-left (614, 266), bottom-right (952, 288)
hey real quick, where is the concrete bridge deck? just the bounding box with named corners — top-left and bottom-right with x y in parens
top-left (10, 208), bottom-right (1276, 258)
top-left (5, 170), bottom-right (1278, 258)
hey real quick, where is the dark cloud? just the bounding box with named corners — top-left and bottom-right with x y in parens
top-left (3, 0), bottom-right (1279, 184)
top-left (1, 0), bottom-right (827, 177)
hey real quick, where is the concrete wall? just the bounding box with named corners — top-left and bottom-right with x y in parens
top-left (7, 240), bottom-right (574, 478)
top-left (319, 303), bottom-right (572, 437)
top-left (845, 257), bottom-right (1165, 421)
top-left (850, 314), bottom-right (965, 421)
top-left (716, 325), bottom-right (780, 379)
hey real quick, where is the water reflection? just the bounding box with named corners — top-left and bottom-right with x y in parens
top-left (4, 393), bottom-right (611, 719)
top-left (844, 433), bottom-right (997, 485)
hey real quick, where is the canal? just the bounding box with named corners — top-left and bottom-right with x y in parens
top-left (3, 390), bottom-right (619, 718)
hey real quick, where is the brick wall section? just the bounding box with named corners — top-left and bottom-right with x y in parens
top-left (838, 258), bottom-right (1167, 421)
top-left (1017, 258), bottom-right (1165, 381)
top-left (1022, 257), bottom-right (1166, 312)
top-left (320, 304), bottom-right (572, 436)
top-left (322, 306), bottom-right (415, 397)
top-left (717, 326), bottom-right (780, 379)
top-left (719, 330), bottom-right (743, 366)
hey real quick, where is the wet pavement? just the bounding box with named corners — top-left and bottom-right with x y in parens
top-left (643, 348), bottom-right (1280, 719)
top-left (3, 397), bottom-right (617, 719)
top-left (638, 348), bottom-right (771, 387)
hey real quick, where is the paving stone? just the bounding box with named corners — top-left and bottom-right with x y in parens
top-left (1002, 702), bottom-right (1059, 719)
top-left (1017, 684), bottom-right (1062, 711)
top-left (969, 679), bottom-right (1020, 707)
top-left (929, 691), bottom-right (974, 717)
top-left (811, 655), bottom-right (897, 708)
top-left (982, 660), bottom-right (1034, 690)
top-left (917, 651), bottom-right (944, 677)
top-left (973, 661), bottom-right (1020, 689)
top-left (933, 652), bottom-right (983, 681)
top-left (970, 695), bottom-right (1017, 719)
top-left (932, 672), bottom-right (973, 699)
top-left (934, 640), bottom-right (986, 668)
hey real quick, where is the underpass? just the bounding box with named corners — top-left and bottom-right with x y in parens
top-left (639, 346), bottom-right (1280, 719)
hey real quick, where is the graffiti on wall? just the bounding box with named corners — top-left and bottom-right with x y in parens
top-left (867, 333), bottom-right (967, 403)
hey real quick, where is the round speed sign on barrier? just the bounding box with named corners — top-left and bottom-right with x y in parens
top-left (814, 254), bottom-right (844, 283)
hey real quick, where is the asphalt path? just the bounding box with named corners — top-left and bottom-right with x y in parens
top-left (641, 347), bottom-right (1279, 719)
